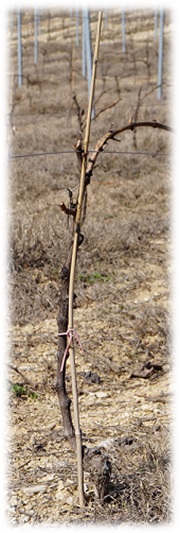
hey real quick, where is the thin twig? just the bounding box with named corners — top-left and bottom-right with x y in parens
top-left (8, 363), bottom-right (38, 390)
top-left (92, 95), bottom-right (122, 121)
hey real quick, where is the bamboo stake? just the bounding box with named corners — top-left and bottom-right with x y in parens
top-left (68, 11), bottom-right (103, 507)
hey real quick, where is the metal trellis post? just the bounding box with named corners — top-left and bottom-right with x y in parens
top-left (85, 9), bottom-right (95, 117)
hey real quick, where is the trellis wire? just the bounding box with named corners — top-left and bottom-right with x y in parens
top-left (9, 149), bottom-right (169, 161)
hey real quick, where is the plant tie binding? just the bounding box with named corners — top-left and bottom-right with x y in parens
top-left (58, 328), bottom-right (84, 372)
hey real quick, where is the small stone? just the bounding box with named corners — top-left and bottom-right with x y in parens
top-left (66, 496), bottom-right (73, 505)
top-left (95, 391), bottom-right (108, 398)
top-left (98, 437), bottom-right (114, 449)
top-left (22, 484), bottom-right (46, 495)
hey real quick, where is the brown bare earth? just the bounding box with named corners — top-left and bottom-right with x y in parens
top-left (7, 9), bottom-right (173, 525)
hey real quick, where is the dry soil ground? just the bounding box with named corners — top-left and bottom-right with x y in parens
top-left (7, 9), bottom-right (173, 525)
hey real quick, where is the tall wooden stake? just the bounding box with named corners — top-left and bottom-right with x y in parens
top-left (68, 11), bottom-right (103, 507)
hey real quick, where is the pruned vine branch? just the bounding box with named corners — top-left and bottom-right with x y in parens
top-left (85, 119), bottom-right (173, 184)
top-left (60, 119), bottom-right (173, 224)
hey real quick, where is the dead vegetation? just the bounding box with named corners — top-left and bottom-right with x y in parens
top-left (7, 8), bottom-right (172, 525)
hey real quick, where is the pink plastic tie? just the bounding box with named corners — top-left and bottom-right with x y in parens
top-left (58, 328), bottom-right (84, 372)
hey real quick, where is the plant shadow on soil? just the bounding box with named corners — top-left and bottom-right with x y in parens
top-left (7, 8), bottom-right (172, 525)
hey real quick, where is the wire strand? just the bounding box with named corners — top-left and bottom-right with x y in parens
top-left (8, 149), bottom-right (169, 160)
